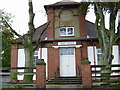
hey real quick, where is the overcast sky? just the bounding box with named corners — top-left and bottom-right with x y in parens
top-left (0, 0), bottom-right (96, 34)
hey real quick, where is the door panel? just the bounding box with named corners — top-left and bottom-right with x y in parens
top-left (60, 48), bottom-right (76, 77)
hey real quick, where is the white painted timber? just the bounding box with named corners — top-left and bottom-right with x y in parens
top-left (17, 48), bottom-right (48, 80)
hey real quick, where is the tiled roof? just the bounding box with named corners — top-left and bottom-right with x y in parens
top-left (15, 22), bottom-right (49, 42)
top-left (48, 2), bottom-right (79, 6)
top-left (86, 21), bottom-right (97, 38)
top-left (44, 1), bottom-right (80, 9)
top-left (33, 22), bottom-right (49, 41)
top-left (15, 21), bottom-right (97, 43)
top-left (34, 20), bottom-right (97, 40)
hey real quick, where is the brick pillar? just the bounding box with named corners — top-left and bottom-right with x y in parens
top-left (11, 44), bottom-right (18, 68)
top-left (79, 14), bottom-right (87, 37)
top-left (81, 59), bottom-right (92, 88)
top-left (10, 44), bottom-right (18, 82)
top-left (36, 59), bottom-right (46, 88)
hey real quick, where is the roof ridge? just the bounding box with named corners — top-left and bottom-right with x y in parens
top-left (86, 20), bottom-right (94, 24)
top-left (35, 22), bottom-right (49, 30)
top-left (60, 0), bottom-right (75, 2)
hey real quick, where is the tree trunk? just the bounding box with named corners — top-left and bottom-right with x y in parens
top-left (94, 3), bottom-right (117, 85)
top-left (23, 35), bottom-right (34, 83)
top-left (0, 31), bottom-right (2, 65)
top-left (23, 0), bottom-right (35, 83)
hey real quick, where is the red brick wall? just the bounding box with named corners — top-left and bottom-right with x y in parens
top-left (47, 41), bottom-right (89, 79)
top-left (11, 44), bottom-right (18, 69)
top-left (54, 48), bottom-right (60, 77)
top-left (47, 8), bottom-right (54, 39)
top-left (47, 46), bottom-right (60, 79)
top-left (79, 14), bottom-right (87, 37)
top-left (81, 41), bottom-right (88, 58)
top-left (75, 48), bottom-right (82, 77)
top-left (81, 64), bottom-right (92, 88)
top-left (47, 47), bottom-right (55, 79)
top-left (36, 65), bottom-right (46, 88)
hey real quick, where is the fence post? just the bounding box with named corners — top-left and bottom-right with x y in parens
top-left (36, 59), bottom-right (46, 88)
top-left (81, 58), bottom-right (92, 88)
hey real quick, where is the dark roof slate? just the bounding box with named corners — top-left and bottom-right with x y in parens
top-left (15, 20), bottom-right (97, 43)
top-left (15, 22), bottom-right (49, 42)
top-left (44, 1), bottom-right (80, 10)
top-left (37, 20), bottom-right (97, 39)
top-left (33, 22), bottom-right (49, 41)
top-left (86, 21), bottom-right (97, 38)
top-left (47, 1), bottom-right (79, 6)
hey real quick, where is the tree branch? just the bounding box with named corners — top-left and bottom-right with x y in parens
top-left (114, 22), bottom-right (120, 43)
top-left (95, 3), bottom-right (108, 42)
top-left (94, 4), bottom-right (103, 50)
top-left (28, 1), bottom-right (35, 37)
top-left (2, 17), bottom-right (22, 38)
top-left (33, 22), bottom-right (50, 51)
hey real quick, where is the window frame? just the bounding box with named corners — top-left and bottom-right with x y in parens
top-left (59, 27), bottom-right (74, 36)
top-left (60, 48), bottom-right (74, 55)
top-left (34, 51), bottom-right (39, 66)
top-left (97, 49), bottom-right (102, 65)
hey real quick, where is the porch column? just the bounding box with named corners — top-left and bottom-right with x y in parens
top-left (81, 41), bottom-right (88, 59)
top-left (75, 48), bottom-right (82, 77)
top-left (54, 48), bottom-right (60, 77)
top-left (48, 47), bottom-right (56, 79)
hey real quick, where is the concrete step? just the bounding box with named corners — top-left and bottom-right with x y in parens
top-left (46, 82), bottom-right (82, 84)
top-left (51, 77), bottom-right (82, 79)
top-left (47, 77), bottom-right (82, 84)
top-left (48, 79), bottom-right (82, 82)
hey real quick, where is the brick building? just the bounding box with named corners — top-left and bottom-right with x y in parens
top-left (11, 1), bottom-right (120, 80)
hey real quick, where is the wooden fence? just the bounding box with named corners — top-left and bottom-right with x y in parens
top-left (91, 64), bottom-right (120, 87)
top-left (0, 67), bottom-right (36, 87)
top-left (1, 64), bottom-right (120, 88)
top-left (0, 65), bottom-right (46, 88)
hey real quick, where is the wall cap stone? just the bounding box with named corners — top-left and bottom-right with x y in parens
top-left (36, 59), bottom-right (46, 65)
top-left (81, 58), bottom-right (91, 64)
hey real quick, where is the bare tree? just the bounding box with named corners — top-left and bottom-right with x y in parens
top-left (79, 2), bottom-right (120, 84)
top-left (2, 0), bottom-right (49, 83)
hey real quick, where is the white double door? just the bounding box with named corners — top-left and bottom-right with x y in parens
top-left (60, 48), bottom-right (76, 77)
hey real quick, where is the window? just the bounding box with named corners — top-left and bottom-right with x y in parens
top-left (60, 27), bottom-right (74, 36)
top-left (97, 49), bottom-right (102, 65)
top-left (34, 51), bottom-right (39, 66)
top-left (60, 48), bottom-right (74, 55)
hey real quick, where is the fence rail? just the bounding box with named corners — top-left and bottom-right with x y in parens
top-left (0, 67), bottom-right (37, 88)
top-left (91, 64), bottom-right (120, 67)
top-left (91, 64), bottom-right (120, 86)
top-left (91, 70), bottom-right (120, 73)
top-left (0, 67), bottom-right (36, 70)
